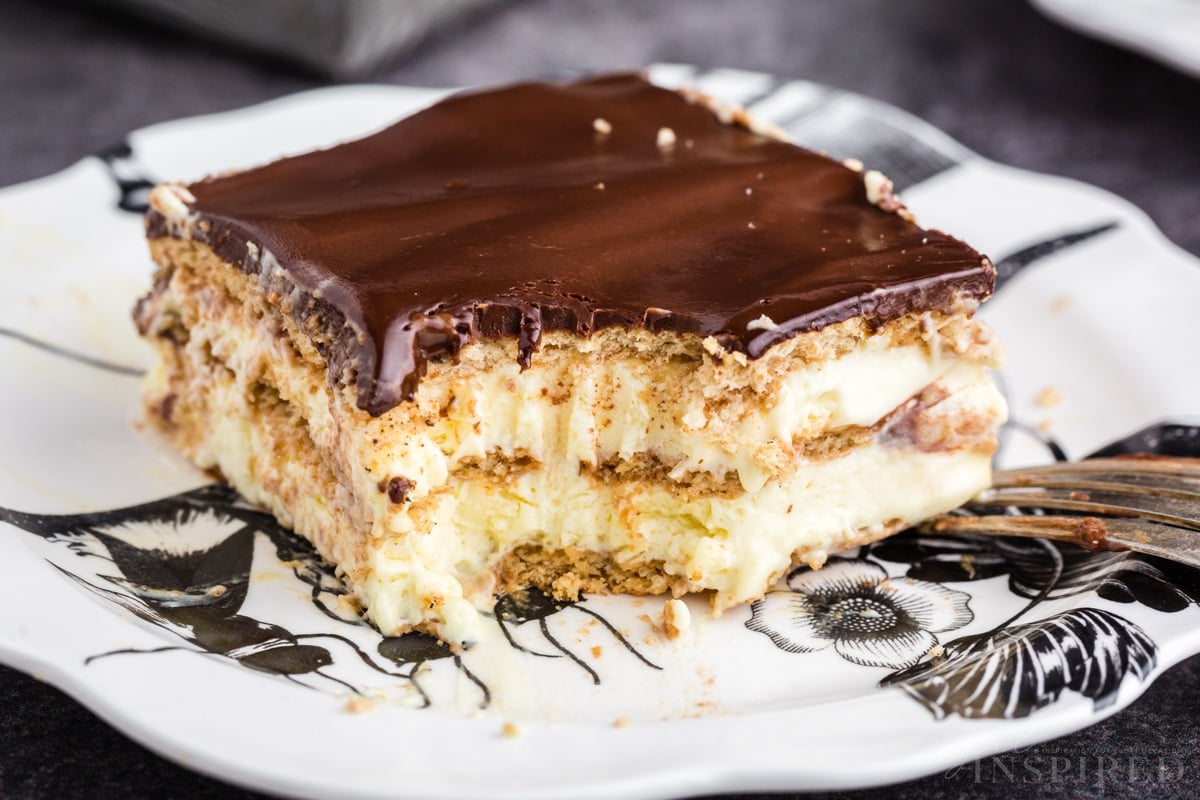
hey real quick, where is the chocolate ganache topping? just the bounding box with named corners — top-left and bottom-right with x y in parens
top-left (149, 73), bottom-right (993, 416)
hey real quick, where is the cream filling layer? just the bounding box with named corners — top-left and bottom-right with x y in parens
top-left (186, 378), bottom-right (999, 645)
top-left (372, 332), bottom-right (990, 499)
top-left (151, 272), bottom-right (1005, 644)
top-left (365, 378), bottom-right (1002, 643)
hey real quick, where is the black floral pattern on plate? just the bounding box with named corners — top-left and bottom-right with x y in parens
top-left (491, 587), bottom-right (660, 684)
top-left (746, 557), bottom-right (973, 669)
top-left (870, 423), bottom-right (1200, 720)
top-left (876, 535), bottom-right (1161, 720)
top-left (749, 533), bottom-right (1165, 721)
top-left (872, 532), bottom-right (1200, 613)
top-left (95, 140), bottom-right (156, 214)
top-left (0, 483), bottom-right (654, 705)
top-left (882, 605), bottom-right (1156, 719)
top-left (0, 486), bottom-right (420, 696)
top-left (750, 423), bottom-right (1200, 720)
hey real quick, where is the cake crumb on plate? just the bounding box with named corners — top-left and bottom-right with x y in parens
top-left (1036, 386), bottom-right (1062, 407)
top-left (662, 598), bottom-right (690, 640)
top-left (344, 696), bottom-right (375, 714)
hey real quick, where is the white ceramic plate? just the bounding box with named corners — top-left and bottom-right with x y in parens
top-left (3, 65), bottom-right (1200, 800)
top-left (1031, 0), bottom-right (1200, 78)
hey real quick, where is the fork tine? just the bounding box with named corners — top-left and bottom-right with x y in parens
top-left (989, 476), bottom-right (1200, 503)
top-left (934, 456), bottom-right (1200, 569)
top-left (969, 488), bottom-right (1200, 532)
top-left (928, 514), bottom-right (1200, 571)
top-left (980, 457), bottom-right (1200, 531)
top-left (995, 456), bottom-right (1200, 485)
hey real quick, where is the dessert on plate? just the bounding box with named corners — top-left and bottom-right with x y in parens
top-left (135, 73), bottom-right (1006, 645)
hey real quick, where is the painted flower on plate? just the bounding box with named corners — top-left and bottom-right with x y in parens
top-left (746, 558), bottom-right (973, 668)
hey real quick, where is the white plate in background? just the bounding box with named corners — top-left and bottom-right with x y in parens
top-left (1032, 0), bottom-right (1200, 78)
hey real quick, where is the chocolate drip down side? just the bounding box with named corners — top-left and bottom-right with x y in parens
top-left (144, 74), bottom-right (994, 417)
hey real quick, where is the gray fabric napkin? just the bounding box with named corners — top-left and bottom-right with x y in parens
top-left (84, 0), bottom-right (505, 77)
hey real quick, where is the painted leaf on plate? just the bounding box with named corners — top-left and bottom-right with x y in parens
top-left (880, 607), bottom-right (1156, 719)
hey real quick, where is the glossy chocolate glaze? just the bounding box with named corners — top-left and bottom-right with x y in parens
top-left (149, 74), bottom-right (993, 416)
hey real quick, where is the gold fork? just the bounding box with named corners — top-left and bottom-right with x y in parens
top-left (926, 455), bottom-right (1200, 569)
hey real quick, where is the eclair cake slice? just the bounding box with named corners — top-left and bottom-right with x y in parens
top-left (135, 74), bottom-right (1006, 645)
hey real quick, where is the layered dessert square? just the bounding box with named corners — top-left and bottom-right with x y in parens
top-left (135, 74), bottom-right (1005, 645)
